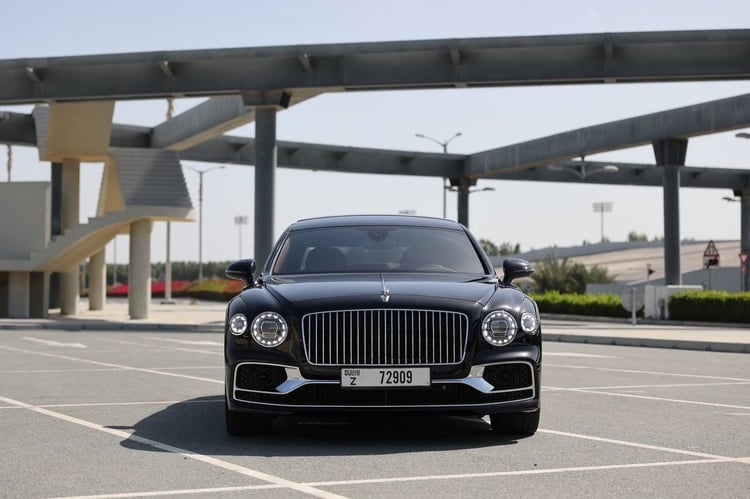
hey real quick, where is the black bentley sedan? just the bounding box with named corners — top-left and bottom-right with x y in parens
top-left (224, 215), bottom-right (541, 436)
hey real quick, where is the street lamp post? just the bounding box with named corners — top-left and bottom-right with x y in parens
top-left (415, 132), bottom-right (462, 218)
top-left (186, 165), bottom-right (225, 281)
top-left (234, 215), bottom-right (248, 259)
top-left (593, 201), bottom-right (613, 242)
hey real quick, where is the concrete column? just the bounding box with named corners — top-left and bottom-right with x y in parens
top-left (8, 272), bottom-right (30, 318)
top-left (653, 139), bottom-right (687, 286)
top-left (254, 107), bottom-right (277, 267)
top-left (129, 219), bottom-right (152, 319)
top-left (457, 184), bottom-right (470, 227)
top-left (452, 177), bottom-right (476, 228)
top-left (49, 162), bottom-right (62, 309)
top-left (0, 272), bottom-right (7, 317)
top-left (739, 189), bottom-right (750, 292)
top-left (88, 249), bottom-right (106, 310)
top-left (29, 272), bottom-right (49, 319)
top-left (60, 158), bottom-right (80, 315)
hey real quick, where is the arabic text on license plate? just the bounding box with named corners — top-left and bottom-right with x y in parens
top-left (341, 368), bottom-right (430, 388)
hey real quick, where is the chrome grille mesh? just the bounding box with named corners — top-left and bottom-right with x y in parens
top-left (301, 309), bottom-right (469, 366)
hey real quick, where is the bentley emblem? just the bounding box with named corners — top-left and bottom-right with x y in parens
top-left (380, 275), bottom-right (391, 303)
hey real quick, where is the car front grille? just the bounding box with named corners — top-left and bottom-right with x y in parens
top-left (301, 309), bottom-right (469, 366)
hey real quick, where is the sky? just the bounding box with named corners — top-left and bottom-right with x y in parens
top-left (2, 0), bottom-right (750, 267)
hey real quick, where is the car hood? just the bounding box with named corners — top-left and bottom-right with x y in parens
top-left (262, 273), bottom-right (498, 309)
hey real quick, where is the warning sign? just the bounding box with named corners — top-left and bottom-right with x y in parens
top-left (703, 240), bottom-right (720, 268)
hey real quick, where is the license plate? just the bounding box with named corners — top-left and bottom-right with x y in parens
top-left (341, 367), bottom-right (430, 388)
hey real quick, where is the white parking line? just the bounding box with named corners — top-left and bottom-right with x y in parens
top-left (146, 337), bottom-right (223, 346)
top-left (51, 484), bottom-right (285, 498)
top-left (304, 459), bottom-right (738, 488)
top-left (0, 398), bottom-right (222, 411)
top-left (44, 459), bottom-right (735, 498)
top-left (99, 338), bottom-right (221, 356)
top-left (22, 337), bottom-right (87, 348)
top-left (0, 394), bottom-right (347, 499)
top-left (546, 363), bottom-right (750, 382)
top-left (537, 428), bottom-right (734, 460)
top-left (544, 385), bottom-right (750, 410)
top-left (545, 381), bottom-right (750, 391)
top-left (544, 352), bottom-right (618, 358)
top-left (0, 345), bottom-right (222, 385)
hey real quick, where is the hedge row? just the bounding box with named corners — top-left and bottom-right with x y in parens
top-left (530, 291), bottom-right (638, 318)
top-left (107, 278), bottom-right (243, 300)
top-left (668, 290), bottom-right (750, 323)
top-left (113, 279), bottom-right (750, 324)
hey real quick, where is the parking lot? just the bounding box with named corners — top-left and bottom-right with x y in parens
top-left (1, 325), bottom-right (749, 498)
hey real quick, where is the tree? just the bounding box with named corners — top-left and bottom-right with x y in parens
top-left (481, 239), bottom-right (521, 257)
top-left (531, 255), bottom-right (616, 294)
top-left (628, 231), bottom-right (648, 242)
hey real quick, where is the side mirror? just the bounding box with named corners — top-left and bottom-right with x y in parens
top-left (226, 259), bottom-right (257, 287)
top-left (502, 258), bottom-right (534, 286)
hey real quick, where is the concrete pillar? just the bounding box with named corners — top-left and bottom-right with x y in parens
top-left (452, 177), bottom-right (476, 228)
top-left (738, 189), bottom-right (750, 292)
top-left (60, 158), bottom-right (80, 315)
top-left (254, 107), bottom-right (277, 267)
top-left (0, 272), bottom-right (7, 317)
top-left (653, 139), bottom-right (688, 286)
top-left (88, 249), bottom-right (106, 310)
top-left (49, 162), bottom-right (62, 309)
top-left (29, 272), bottom-right (49, 319)
top-left (8, 272), bottom-right (30, 318)
top-left (129, 219), bottom-right (152, 319)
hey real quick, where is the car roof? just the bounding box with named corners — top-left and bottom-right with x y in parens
top-left (289, 215), bottom-right (465, 231)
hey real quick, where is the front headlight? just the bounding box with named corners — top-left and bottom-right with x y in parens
top-left (481, 310), bottom-right (517, 346)
top-left (251, 312), bottom-right (289, 347)
top-left (229, 313), bottom-right (248, 336)
top-left (520, 312), bottom-right (539, 335)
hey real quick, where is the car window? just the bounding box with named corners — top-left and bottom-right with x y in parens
top-left (272, 226), bottom-right (486, 274)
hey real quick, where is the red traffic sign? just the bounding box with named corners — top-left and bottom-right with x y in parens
top-left (703, 240), bottom-right (720, 258)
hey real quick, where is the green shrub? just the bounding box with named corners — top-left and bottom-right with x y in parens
top-left (669, 290), bottom-right (750, 323)
top-left (530, 291), bottom-right (637, 318)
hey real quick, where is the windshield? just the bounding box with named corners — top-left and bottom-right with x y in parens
top-left (272, 225), bottom-right (487, 275)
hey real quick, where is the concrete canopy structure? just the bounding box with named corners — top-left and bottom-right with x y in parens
top-left (1, 29), bottom-right (750, 318)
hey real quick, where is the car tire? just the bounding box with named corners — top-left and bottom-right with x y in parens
top-left (490, 410), bottom-right (539, 436)
top-left (225, 399), bottom-right (273, 436)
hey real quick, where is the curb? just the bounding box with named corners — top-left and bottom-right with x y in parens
top-left (544, 333), bottom-right (750, 354)
top-left (0, 322), bottom-right (223, 333)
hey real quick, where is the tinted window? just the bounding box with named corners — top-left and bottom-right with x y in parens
top-left (273, 226), bottom-right (486, 274)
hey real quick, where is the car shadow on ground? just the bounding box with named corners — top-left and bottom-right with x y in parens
top-left (117, 395), bottom-right (523, 457)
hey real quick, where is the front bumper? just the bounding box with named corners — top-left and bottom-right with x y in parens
top-left (227, 360), bottom-right (540, 416)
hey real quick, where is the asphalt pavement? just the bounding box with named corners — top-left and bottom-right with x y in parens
top-left (0, 297), bottom-right (747, 353)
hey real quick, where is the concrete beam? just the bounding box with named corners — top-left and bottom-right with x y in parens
top-left (183, 136), bottom-right (465, 178)
top-left (151, 96), bottom-right (256, 151)
top-left (1, 30), bottom-right (748, 104)
top-left (2, 111), bottom-right (748, 189)
top-left (467, 93), bottom-right (750, 177)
